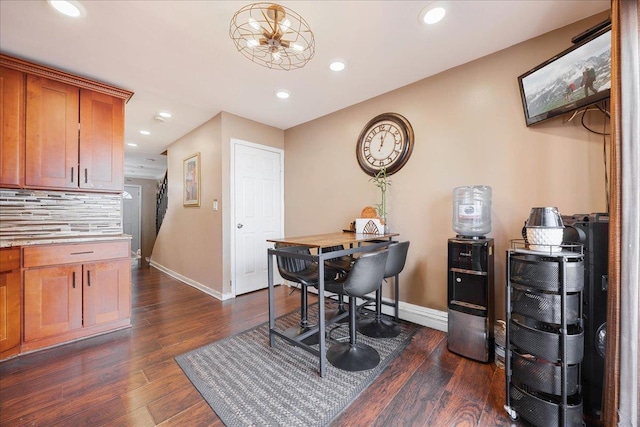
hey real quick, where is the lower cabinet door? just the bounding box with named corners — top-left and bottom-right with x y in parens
top-left (83, 259), bottom-right (131, 327)
top-left (24, 265), bottom-right (83, 341)
top-left (0, 269), bottom-right (21, 354)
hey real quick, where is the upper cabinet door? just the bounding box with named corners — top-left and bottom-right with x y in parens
top-left (0, 67), bottom-right (25, 187)
top-left (79, 90), bottom-right (124, 192)
top-left (25, 75), bottom-right (80, 189)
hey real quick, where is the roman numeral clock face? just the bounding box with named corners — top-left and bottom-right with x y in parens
top-left (356, 113), bottom-right (414, 177)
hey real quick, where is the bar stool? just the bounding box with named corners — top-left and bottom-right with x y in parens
top-left (274, 243), bottom-right (340, 345)
top-left (324, 249), bottom-right (389, 371)
top-left (322, 245), bottom-right (355, 322)
top-left (323, 245), bottom-right (355, 274)
top-left (357, 241), bottom-right (410, 338)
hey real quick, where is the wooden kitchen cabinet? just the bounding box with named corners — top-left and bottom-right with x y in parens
top-left (0, 53), bottom-right (133, 193)
top-left (25, 75), bottom-right (80, 190)
top-left (82, 259), bottom-right (130, 327)
top-left (0, 66), bottom-right (25, 187)
top-left (22, 241), bottom-right (131, 351)
top-left (0, 248), bottom-right (22, 359)
top-left (24, 265), bottom-right (83, 342)
top-left (79, 89), bottom-right (125, 191)
top-left (25, 76), bottom-right (125, 192)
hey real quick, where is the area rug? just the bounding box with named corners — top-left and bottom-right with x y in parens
top-left (175, 302), bottom-right (418, 427)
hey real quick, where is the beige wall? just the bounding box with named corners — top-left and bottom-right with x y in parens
top-left (151, 112), bottom-right (284, 296)
top-left (151, 115), bottom-right (223, 292)
top-left (124, 177), bottom-right (159, 265)
top-left (284, 13), bottom-right (610, 319)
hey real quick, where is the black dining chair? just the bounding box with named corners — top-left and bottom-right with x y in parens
top-left (324, 249), bottom-right (389, 371)
top-left (323, 245), bottom-right (355, 274)
top-left (322, 245), bottom-right (355, 322)
top-left (357, 241), bottom-right (410, 338)
top-left (274, 243), bottom-right (340, 345)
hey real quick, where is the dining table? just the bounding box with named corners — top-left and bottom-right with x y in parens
top-left (266, 231), bottom-right (398, 377)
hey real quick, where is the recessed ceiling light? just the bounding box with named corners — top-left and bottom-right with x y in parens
top-left (275, 90), bottom-right (290, 99)
top-left (139, 130), bottom-right (151, 135)
top-left (48, 0), bottom-right (85, 18)
top-left (158, 111), bottom-right (172, 118)
top-left (127, 143), bottom-right (138, 147)
top-left (144, 158), bottom-right (156, 162)
top-left (329, 60), bottom-right (346, 72)
top-left (422, 6), bottom-right (446, 25)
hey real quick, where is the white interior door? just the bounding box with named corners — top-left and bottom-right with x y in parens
top-left (123, 185), bottom-right (141, 256)
top-left (233, 141), bottom-right (283, 295)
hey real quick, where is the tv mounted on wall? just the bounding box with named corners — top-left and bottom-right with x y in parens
top-left (518, 26), bottom-right (611, 126)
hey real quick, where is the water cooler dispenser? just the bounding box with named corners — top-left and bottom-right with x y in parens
top-left (447, 186), bottom-right (495, 362)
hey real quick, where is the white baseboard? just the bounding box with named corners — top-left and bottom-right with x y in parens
top-left (149, 261), bottom-right (234, 301)
top-left (357, 296), bottom-right (448, 332)
top-left (394, 300), bottom-right (448, 332)
top-left (147, 270), bottom-right (447, 330)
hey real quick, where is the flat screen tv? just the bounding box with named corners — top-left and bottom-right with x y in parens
top-left (518, 27), bottom-right (611, 126)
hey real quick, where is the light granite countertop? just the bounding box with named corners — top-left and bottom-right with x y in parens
top-left (0, 234), bottom-right (132, 248)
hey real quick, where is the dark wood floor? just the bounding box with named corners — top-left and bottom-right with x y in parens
top-left (0, 264), bottom-right (524, 426)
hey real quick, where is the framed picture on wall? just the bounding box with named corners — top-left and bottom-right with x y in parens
top-left (183, 152), bottom-right (200, 207)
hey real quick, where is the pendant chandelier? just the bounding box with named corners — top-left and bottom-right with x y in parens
top-left (229, 3), bottom-right (315, 71)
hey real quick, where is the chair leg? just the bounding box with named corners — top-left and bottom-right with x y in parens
top-left (325, 294), bottom-right (349, 324)
top-left (357, 283), bottom-right (400, 338)
top-left (394, 274), bottom-right (400, 321)
top-left (283, 285), bottom-right (319, 345)
top-left (326, 297), bottom-right (380, 371)
top-left (335, 295), bottom-right (349, 323)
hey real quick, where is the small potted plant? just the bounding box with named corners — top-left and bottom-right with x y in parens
top-left (370, 167), bottom-right (391, 232)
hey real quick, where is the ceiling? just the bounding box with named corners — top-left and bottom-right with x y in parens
top-left (0, 1), bottom-right (609, 180)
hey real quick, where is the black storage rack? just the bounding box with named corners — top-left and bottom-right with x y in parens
top-left (505, 240), bottom-right (585, 427)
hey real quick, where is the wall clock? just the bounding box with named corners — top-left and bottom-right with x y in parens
top-left (356, 112), bottom-right (414, 177)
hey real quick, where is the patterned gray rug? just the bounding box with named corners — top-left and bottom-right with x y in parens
top-left (176, 301), bottom-right (418, 426)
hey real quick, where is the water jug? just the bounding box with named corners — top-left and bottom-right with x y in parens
top-left (452, 185), bottom-right (492, 237)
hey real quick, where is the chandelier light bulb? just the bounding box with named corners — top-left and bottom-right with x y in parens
top-left (291, 43), bottom-right (304, 52)
top-left (280, 19), bottom-right (291, 32)
top-left (248, 17), bottom-right (261, 30)
top-left (247, 39), bottom-right (259, 48)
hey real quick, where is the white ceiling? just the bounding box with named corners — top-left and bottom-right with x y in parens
top-left (0, 1), bottom-right (609, 180)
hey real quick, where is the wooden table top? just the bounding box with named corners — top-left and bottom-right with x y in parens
top-left (267, 231), bottom-right (399, 249)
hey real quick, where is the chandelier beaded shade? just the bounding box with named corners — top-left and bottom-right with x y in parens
top-left (229, 3), bottom-right (315, 71)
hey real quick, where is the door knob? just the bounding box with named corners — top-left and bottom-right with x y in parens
top-left (237, 223), bottom-right (244, 229)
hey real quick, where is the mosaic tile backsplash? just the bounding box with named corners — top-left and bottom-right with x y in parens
top-left (0, 188), bottom-right (123, 240)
